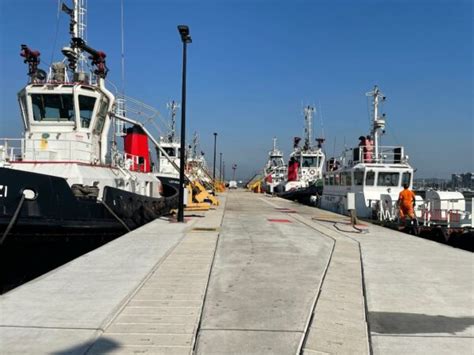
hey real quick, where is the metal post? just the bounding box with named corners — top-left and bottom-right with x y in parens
top-left (212, 132), bottom-right (217, 182)
top-left (223, 161), bottom-right (226, 182)
top-left (219, 152), bottom-right (223, 181)
top-left (177, 25), bottom-right (191, 223)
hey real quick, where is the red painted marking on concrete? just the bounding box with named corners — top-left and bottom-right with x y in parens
top-left (268, 219), bottom-right (292, 223)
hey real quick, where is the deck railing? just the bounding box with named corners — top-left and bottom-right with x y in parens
top-left (337, 145), bottom-right (408, 167)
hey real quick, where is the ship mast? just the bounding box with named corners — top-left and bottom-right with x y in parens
top-left (191, 131), bottom-right (199, 160)
top-left (166, 100), bottom-right (180, 142)
top-left (272, 137), bottom-right (277, 153)
top-left (366, 86), bottom-right (386, 163)
top-left (303, 105), bottom-right (315, 150)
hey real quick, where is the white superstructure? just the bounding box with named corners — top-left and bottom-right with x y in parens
top-left (277, 105), bottom-right (325, 192)
top-left (262, 137), bottom-right (287, 193)
top-left (321, 86), bottom-right (413, 217)
top-left (0, 0), bottom-right (162, 199)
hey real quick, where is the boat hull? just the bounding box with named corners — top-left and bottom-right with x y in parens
top-left (0, 167), bottom-right (178, 241)
top-left (277, 184), bottom-right (322, 206)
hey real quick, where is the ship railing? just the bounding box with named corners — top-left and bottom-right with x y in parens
top-left (111, 149), bottom-right (148, 174)
top-left (0, 137), bottom-right (93, 163)
top-left (341, 145), bottom-right (408, 166)
top-left (417, 198), bottom-right (473, 229)
top-left (0, 138), bottom-right (23, 164)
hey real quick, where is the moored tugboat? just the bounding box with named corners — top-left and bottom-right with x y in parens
top-left (0, 0), bottom-right (178, 243)
top-left (275, 105), bottom-right (325, 205)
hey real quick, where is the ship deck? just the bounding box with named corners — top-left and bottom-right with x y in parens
top-left (1, 190), bottom-right (473, 354)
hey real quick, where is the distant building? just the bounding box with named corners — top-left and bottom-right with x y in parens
top-left (451, 172), bottom-right (473, 189)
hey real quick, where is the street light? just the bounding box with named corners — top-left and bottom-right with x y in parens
top-left (212, 132), bottom-right (217, 183)
top-left (222, 161), bottom-right (226, 182)
top-left (177, 25), bottom-right (191, 223)
top-left (219, 152), bottom-right (223, 181)
top-left (232, 164), bottom-right (237, 180)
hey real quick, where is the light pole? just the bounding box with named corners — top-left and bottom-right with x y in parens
top-left (212, 132), bottom-right (217, 183)
top-left (177, 25), bottom-right (191, 223)
top-left (222, 161), bottom-right (226, 182)
top-left (232, 164), bottom-right (237, 181)
top-left (219, 152), bottom-right (223, 181)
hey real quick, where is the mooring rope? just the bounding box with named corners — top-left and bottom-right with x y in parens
top-left (99, 199), bottom-right (131, 232)
top-left (0, 194), bottom-right (26, 245)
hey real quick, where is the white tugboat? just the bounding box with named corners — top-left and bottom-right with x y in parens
top-left (155, 100), bottom-right (181, 188)
top-left (320, 86), bottom-right (415, 218)
top-left (276, 105), bottom-right (325, 204)
top-left (0, 0), bottom-right (178, 241)
top-left (262, 137), bottom-right (287, 194)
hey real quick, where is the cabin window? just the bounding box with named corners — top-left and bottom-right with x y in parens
top-left (302, 156), bottom-right (318, 167)
top-left (328, 175), bottom-right (334, 185)
top-left (402, 172), bottom-right (411, 186)
top-left (93, 99), bottom-right (108, 135)
top-left (79, 95), bottom-right (96, 128)
top-left (335, 174), bottom-right (340, 185)
top-left (340, 172), bottom-right (350, 186)
top-left (324, 175), bottom-right (329, 185)
top-left (377, 172), bottom-right (400, 187)
top-left (164, 147), bottom-right (175, 157)
top-left (354, 171), bottom-right (364, 186)
top-left (366, 171), bottom-right (375, 186)
top-left (345, 172), bottom-right (352, 186)
top-left (31, 94), bottom-right (74, 121)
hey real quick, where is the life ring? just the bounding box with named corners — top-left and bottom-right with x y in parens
top-left (309, 169), bottom-right (316, 175)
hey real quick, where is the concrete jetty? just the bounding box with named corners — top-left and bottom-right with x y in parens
top-left (1, 190), bottom-right (473, 354)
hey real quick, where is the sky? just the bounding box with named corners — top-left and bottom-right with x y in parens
top-left (0, 0), bottom-right (472, 180)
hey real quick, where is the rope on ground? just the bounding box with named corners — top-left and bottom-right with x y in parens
top-left (312, 217), bottom-right (368, 234)
top-left (0, 194), bottom-right (26, 245)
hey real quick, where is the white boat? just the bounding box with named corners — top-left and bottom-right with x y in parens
top-left (276, 105), bottom-right (325, 204)
top-left (155, 101), bottom-right (181, 188)
top-left (320, 86), bottom-right (414, 218)
top-left (0, 0), bottom-right (177, 239)
top-left (262, 137), bottom-right (287, 194)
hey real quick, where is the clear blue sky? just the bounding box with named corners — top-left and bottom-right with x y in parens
top-left (0, 0), bottom-right (472, 180)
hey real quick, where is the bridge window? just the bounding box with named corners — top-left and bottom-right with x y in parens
top-left (377, 172), bottom-right (400, 187)
top-left (328, 175), bottom-right (334, 185)
top-left (354, 171), bottom-right (364, 186)
top-left (31, 94), bottom-right (74, 121)
top-left (164, 147), bottom-right (175, 157)
top-left (79, 95), bottom-right (96, 128)
top-left (402, 172), bottom-right (411, 186)
top-left (340, 172), bottom-right (348, 186)
top-left (93, 99), bottom-right (109, 135)
top-left (366, 171), bottom-right (375, 186)
top-left (302, 156), bottom-right (318, 167)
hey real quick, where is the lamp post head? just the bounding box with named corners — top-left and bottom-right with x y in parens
top-left (177, 25), bottom-right (192, 43)
top-left (214, 132), bottom-right (217, 137)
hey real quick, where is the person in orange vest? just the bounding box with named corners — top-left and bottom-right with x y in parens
top-left (398, 183), bottom-right (416, 223)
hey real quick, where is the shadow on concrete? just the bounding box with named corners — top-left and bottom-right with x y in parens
top-left (51, 337), bottom-right (120, 355)
top-left (369, 311), bottom-right (474, 335)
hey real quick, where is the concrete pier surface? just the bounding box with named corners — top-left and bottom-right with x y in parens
top-left (1, 190), bottom-right (473, 354)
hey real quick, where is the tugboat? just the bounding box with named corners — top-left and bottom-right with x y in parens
top-left (275, 105), bottom-right (325, 205)
top-left (155, 100), bottom-right (181, 188)
top-left (320, 86), bottom-right (415, 218)
top-left (262, 137), bottom-right (287, 194)
top-left (0, 0), bottom-right (178, 242)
